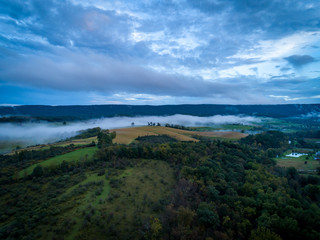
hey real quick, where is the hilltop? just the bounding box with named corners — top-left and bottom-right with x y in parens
top-left (1, 104), bottom-right (320, 121)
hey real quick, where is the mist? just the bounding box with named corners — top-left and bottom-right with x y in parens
top-left (0, 114), bottom-right (261, 152)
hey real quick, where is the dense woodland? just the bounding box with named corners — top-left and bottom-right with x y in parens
top-left (1, 104), bottom-right (320, 120)
top-left (0, 130), bottom-right (319, 239)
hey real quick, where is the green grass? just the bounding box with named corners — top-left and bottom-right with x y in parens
top-left (276, 150), bottom-right (320, 171)
top-left (63, 159), bottom-right (175, 239)
top-left (101, 160), bottom-right (174, 236)
top-left (31, 159), bottom-right (175, 240)
top-left (19, 147), bottom-right (97, 177)
top-left (61, 172), bottom-right (111, 240)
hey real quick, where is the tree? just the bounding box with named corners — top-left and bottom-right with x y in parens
top-left (150, 217), bottom-right (162, 240)
top-left (250, 227), bottom-right (282, 240)
top-left (97, 130), bottom-right (116, 148)
top-left (177, 206), bottom-right (196, 227)
top-left (197, 202), bottom-right (220, 229)
top-left (32, 165), bottom-right (43, 177)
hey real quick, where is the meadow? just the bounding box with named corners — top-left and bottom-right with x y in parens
top-left (276, 150), bottom-right (320, 171)
top-left (19, 147), bottom-right (97, 177)
top-left (6, 159), bottom-right (175, 240)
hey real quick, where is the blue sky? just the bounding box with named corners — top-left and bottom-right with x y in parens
top-left (0, 0), bottom-right (320, 105)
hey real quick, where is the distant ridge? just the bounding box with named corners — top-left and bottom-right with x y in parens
top-left (0, 104), bottom-right (319, 119)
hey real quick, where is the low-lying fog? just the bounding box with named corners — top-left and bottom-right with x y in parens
top-left (0, 114), bottom-right (261, 153)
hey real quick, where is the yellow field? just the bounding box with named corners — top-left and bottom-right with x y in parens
top-left (8, 126), bottom-right (247, 154)
top-left (113, 126), bottom-right (247, 144)
top-left (194, 131), bottom-right (248, 139)
top-left (113, 127), bottom-right (159, 144)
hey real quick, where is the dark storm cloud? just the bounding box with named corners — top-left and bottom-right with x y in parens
top-left (284, 55), bottom-right (316, 67)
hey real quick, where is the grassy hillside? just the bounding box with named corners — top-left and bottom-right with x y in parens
top-left (19, 147), bottom-right (97, 177)
top-left (1, 159), bottom-right (175, 240)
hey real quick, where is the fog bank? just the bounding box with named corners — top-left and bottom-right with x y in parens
top-left (0, 114), bottom-right (261, 150)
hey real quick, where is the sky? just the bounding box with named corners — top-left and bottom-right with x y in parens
top-left (0, 0), bottom-right (320, 105)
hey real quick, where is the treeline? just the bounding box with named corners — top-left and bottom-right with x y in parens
top-left (1, 104), bottom-right (320, 119)
top-left (68, 127), bottom-right (102, 140)
top-left (164, 124), bottom-right (194, 130)
top-left (0, 131), bottom-right (319, 239)
top-left (0, 143), bottom-right (95, 182)
top-left (0, 115), bottom-right (78, 123)
top-left (94, 139), bottom-right (319, 240)
top-left (136, 135), bottom-right (177, 144)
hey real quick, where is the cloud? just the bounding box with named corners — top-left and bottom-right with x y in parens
top-left (284, 55), bottom-right (316, 67)
top-left (0, 49), bottom-right (252, 100)
top-left (1, 0), bottom-right (320, 104)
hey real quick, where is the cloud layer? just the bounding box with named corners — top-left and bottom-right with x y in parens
top-left (0, 0), bottom-right (320, 104)
top-left (0, 114), bottom-right (261, 147)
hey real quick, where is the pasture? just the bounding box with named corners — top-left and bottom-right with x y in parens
top-left (19, 146), bottom-right (97, 177)
top-left (276, 151), bottom-right (320, 171)
top-left (37, 159), bottom-right (175, 239)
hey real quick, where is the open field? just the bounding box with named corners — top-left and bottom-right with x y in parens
top-left (113, 126), bottom-right (247, 144)
top-left (59, 172), bottom-right (111, 240)
top-left (113, 127), bottom-right (159, 144)
top-left (276, 150), bottom-right (320, 171)
top-left (19, 146), bottom-right (97, 177)
top-left (54, 137), bottom-right (97, 147)
top-left (194, 130), bottom-right (248, 139)
top-left (11, 137), bottom-right (97, 154)
top-left (5, 126), bottom-right (248, 155)
top-left (37, 159), bottom-right (175, 239)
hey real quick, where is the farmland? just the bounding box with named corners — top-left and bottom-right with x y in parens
top-left (112, 126), bottom-right (247, 144)
top-left (276, 150), bottom-right (320, 171)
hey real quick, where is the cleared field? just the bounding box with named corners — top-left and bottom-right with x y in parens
top-left (75, 159), bottom-right (175, 239)
top-left (113, 127), bottom-right (158, 144)
top-left (54, 136), bottom-right (97, 147)
top-left (9, 136), bottom-right (97, 155)
top-left (19, 146), bottom-right (97, 177)
top-left (276, 151), bottom-right (320, 171)
top-left (194, 131), bottom-right (248, 139)
top-left (42, 159), bottom-right (175, 239)
top-left (113, 126), bottom-right (247, 144)
top-left (61, 172), bottom-right (111, 240)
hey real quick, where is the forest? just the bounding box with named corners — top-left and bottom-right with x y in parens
top-left (1, 104), bottom-right (320, 120)
top-left (0, 130), bottom-right (319, 240)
